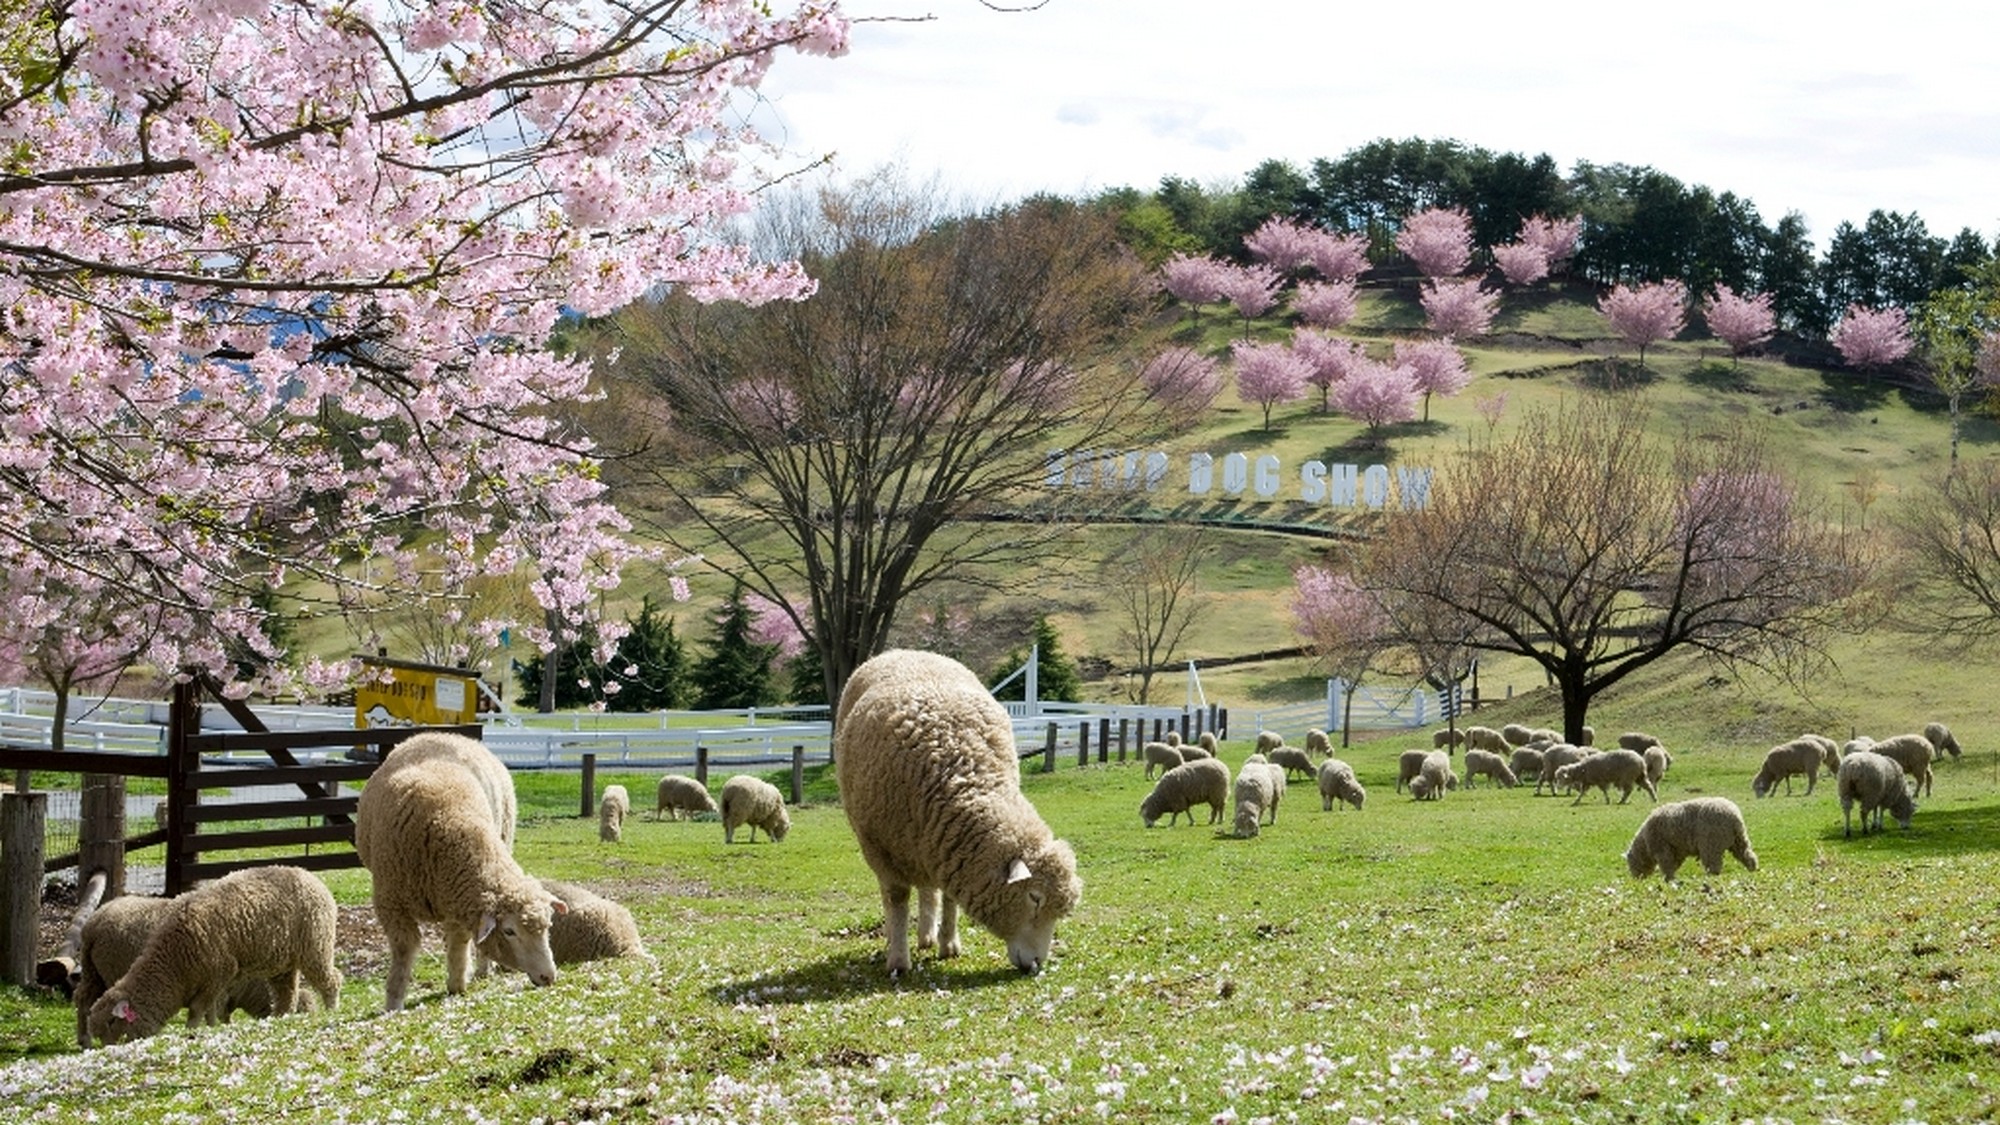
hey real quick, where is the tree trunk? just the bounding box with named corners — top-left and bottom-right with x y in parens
top-left (537, 608), bottom-right (559, 713)
top-left (1559, 667), bottom-right (1593, 747)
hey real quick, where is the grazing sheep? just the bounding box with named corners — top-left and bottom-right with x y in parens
top-left (1462, 726), bottom-right (1507, 754)
top-left (1409, 750), bottom-right (1457, 801)
top-left (598, 784), bottom-right (630, 843)
top-left (1316, 758), bottom-right (1366, 812)
top-left (1577, 725), bottom-right (1595, 747)
top-left (1196, 732), bottom-right (1220, 755)
top-left (1625, 798), bottom-right (1758, 882)
top-left (719, 775), bottom-right (791, 844)
top-left (1643, 744), bottom-right (1673, 788)
top-left (1798, 734), bottom-right (1839, 761)
top-left (1431, 727), bottom-right (1465, 750)
top-left (1617, 731), bottom-right (1663, 753)
top-left (1232, 761), bottom-right (1285, 838)
top-left (86, 866), bottom-right (341, 1045)
top-left (1841, 735), bottom-right (1875, 758)
top-left (1837, 751), bottom-right (1916, 838)
top-left (835, 650), bottom-right (1083, 977)
top-left (1254, 730), bottom-right (1285, 754)
top-left (1462, 748), bottom-right (1518, 789)
top-left (1305, 729), bottom-right (1334, 757)
top-left (1141, 757), bottom-right (1232, 827)
top-left (535, 879), bottom-right (650, 965)
top-left (1142, 741), bottom-right (1185, 780)
top-left (1866, 734), bottom-right (1936, 798)
top-left (1553, 748), bottom-right (1656, 805)
top-left (1751, 737), bottom-right (1840, 798)
top-left (1177, 740), bottom-right (1214, 761)
top-left (1535, 744), bottom-right (1590, 797)
top-left (1268, 745), bottom-right (1317, 782)
top-left (1163, 730), bottom-right (1183, 747)
top-left (1509, 746), bottom-right (1546, 784)
top-left (355, 731), bottom-right (567, 1012)
top-left (1396, 749), bottom-right (1431, 793)
top-left (1500, 723), bottom-right (1535, 747)
top-left (72, 895), bottom-right (281, 1048)
top-left (1923, 721), bottom-right (1962, 759)
top-left (654, 775), bottom-right (717, 821)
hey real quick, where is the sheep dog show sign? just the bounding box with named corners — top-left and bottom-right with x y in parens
top-left (1046, 448), bottom-right (1434, 510)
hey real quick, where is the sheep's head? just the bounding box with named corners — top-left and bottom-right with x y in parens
top-left (1888, 790), bottom-right (1916, 831)
top-left (476, 884), bottom-right (569, 987)
top-left (1233, 804), bottom-right (1261, 839)
top-left (87, 990), bottom-right (158, 1045)
top-left (986, 839), bottom-right (1080, 975)
top-left (1624, 843), bottom-right (1656, 879)
top-left (767, 805), bottom-right (792, 843)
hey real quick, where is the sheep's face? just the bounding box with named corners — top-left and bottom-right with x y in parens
top-left (991, 840), bottom-right (1081, 975)
top-left (1888, 791), bottom-right (1916, 830)
top-left (1624, 845), bottom-right (1656, 879)
top-left (768, 808), bottom-right (791, 843)
top-left (477, 890), bottom-right (567, 987)
top-left (87, 991), bottom-right (158, 1045)
top-left (1233, 805), bottom-right (1261, 838)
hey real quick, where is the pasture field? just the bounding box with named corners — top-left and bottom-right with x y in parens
top-left (5, 711), bottom-right (2000, 1123)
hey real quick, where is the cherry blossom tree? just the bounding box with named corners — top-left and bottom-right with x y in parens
top-left (1291, 329), bottom-right (1366, 412)
top-left (1395, 339), bottom-right (1472, 422)
top-left (1518, 214), bottom-right (1584, 273)
top-left (1331, 360), bottom-right (1420, 434)
top-left (1396, 207), bottom-right (1474, 279)
top-left (1599, 280), bottom-right (1689, 364)
top-left (1290, 565), bottom-right (1393, 746)
top-left (1159, 253), bottom-right (1232, 319)
top-left (1140, 347), bottom-right (1226, 431)
top-left (1217, 262), bottom-right (1286, 336)
top-left (1305, 230), bottom-right (1372, 282)
top-left (1830, 304), bottom-right (1915, 370)
top-left (1491, 242), bottom-right (1551, 287)
top-left (1421, 279), bottom-right (1501, 338)
top-left (1244, 216), bottom-right (1318, 272)
top-left (1292, 279), bottom-right (1359, 329)
top-left (0, 0), bottom-right (851, 695)
top-left (1702, 285), bottom-right (1777, 361)
top-left (1232, 340), bottom-right (1311, 430)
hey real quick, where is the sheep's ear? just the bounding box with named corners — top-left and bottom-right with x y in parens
top-left (477, 913), bottom-right (498, 943)
top-left (550, 897), bottom-right (569, 916)
top-left (1004, 858), bottom-right (1032, 885)
top-left (114, 999), bottom-right (136, 1023)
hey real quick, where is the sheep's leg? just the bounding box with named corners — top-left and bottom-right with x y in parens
top-left (382, 912), bottom-right (422, 1012)
top-left (916, 887), bottom-right (941, 950)
top-left (270, 969), bottom-right (301, 1015)
top-left (881, 881), bottom-right (913, 977)
top-left (1658, 853), bottom-right (1682, 882)
top-left (444, 923), bottom-right (477, 994)
top-left (304, 961), bottom-right (342, 1012)
top-left (937, 896), bottom-right (961, 959)
top-left (1697, 844), bottom-right (1725, 876)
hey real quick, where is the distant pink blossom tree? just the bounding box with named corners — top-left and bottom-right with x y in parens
top-left (1702, 285), bottom-right (1777, 361)
top-left (1491, 242), bottom-right (1551, 287)
top-left (1140, 347), bottom-right (1226, 430)
top-left (1293, 279), bottom-right (1359, 329)
top-left (1395, 339), bottom-right (1472, 421)
top-left (1396, 207), bottom-right (1474, 279)
top-left (1159, 253), bottom-right (1233, 318)
top-left (1332, 359), bottom-right (1421, 434)
top-left (1305, 230), bottom-right (1372, 282)
top-left (1519, 214), bottom-right (1584, 272)
top-left (1290, 564), bottom-right (1393, 745)
top-left (1245, 217), bottom-right (1318, 272)
top-left (1292, 329), bottom-right (1367, 412)
top-left (1217, 262), bottom-right (1285, 336)
top-left (1421, 278), bottom-right (1500, 338)
top-left (1232, 340), bottom-right (1311, 430)
top-left (1830, 304), bottom-right (1915, 370)
top-left (1599, 280), bottom-right (1689, 364)
top-left (746, 592), bottom-right (807, 664)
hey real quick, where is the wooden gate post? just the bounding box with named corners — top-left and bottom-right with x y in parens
top-left (80, 773), bottom-right (127, 901)
top-left (790, 745), bottom-right (806, 805)
top-left (1076, 722), bottom-right (1090, 769)
top-left (165, 678), bottom-right (200, 896)
top-left (0, 791), bottom-right (47, 985)
top-left (1042, 722), bottom-right (1057, 773)
top-left (580, 754), bottom-right (597, 819)
top-left (695, 745), bottom-right (710, 789)
top-left (1098, 718), bottom-right (1111, 764)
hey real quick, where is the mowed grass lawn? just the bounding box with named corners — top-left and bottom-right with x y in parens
top-left (6, 727), bottom-right (2000, 1123)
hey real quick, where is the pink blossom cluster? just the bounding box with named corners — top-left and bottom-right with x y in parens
top-left (1395, 207), bottom-right (1474, 279)
top-left (1291, 565), bottom-right (1390, 655)
top-left (1331, 360), bottom-right (1420, 431)
top-left (1231, 340), bottom-right (1311, 429)
top-left (1140, 347), bottom-right (1226, 430)
top-left (1291, 330), bottom-right (1367, 410)
top-left (1830, 304), bottom-right (1915, 369)
top-left (1245, 217), bottom-right (1370, 282)
top-left (1702, 285), bottom-right (1777, 356)
top-left (1421, 279), bottom-right (1501, 338)
top-left (1599, 280), bottom-right (1689, 361)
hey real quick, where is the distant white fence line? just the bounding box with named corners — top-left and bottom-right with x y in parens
top-left (1240, 679), bottom-right (1455, 741)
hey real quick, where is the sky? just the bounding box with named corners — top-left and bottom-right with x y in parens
top-left (746, 0), bottom-right (2000, 249)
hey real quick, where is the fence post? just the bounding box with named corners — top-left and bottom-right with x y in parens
top-left (791, 745), bottom-right (805, 805)
top-left (1118, 718), bottom-right (1130, 762)
top-left (1077, 722), bottom-right (1090, 769)
top-left (1042, 722), bottom-right (1057, 773)
top-left (1097, 718), bottom-right (1110, 764)
top-left (80, 774), bottom-right (127, 901)
top-left (580, 753), bottom-right (597, 819)
top-left (1216, 707), bottom-right (1229, 740)
top-left (1207, 704), bottom-right (1220, 739)
top-left (165, 678), bottom-right (200, 896)
top-left (695, 745), bottom-right (709, 789)
top-left (0, 791), bottom-right (46, 985)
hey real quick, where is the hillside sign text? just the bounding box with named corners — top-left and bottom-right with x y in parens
top-left (1046, 449), bottom-right (1434, 510)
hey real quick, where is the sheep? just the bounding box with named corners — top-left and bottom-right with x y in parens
top-left (1617, 731), bottom-right (1663, 753)
top-left (1534, 743), bottom-right (1590, 796)
top-left (1396, 748), bottom-right (1431, 793)
top-left (1163, 729), bottom-right (1183, 748)
top-left (535, 879), bottom-right (650, 965)
top-left (1866, 734), bottom-right (1936, 798)
top-left (1462, 726), bottom-right (1507, 754)
top-left (1643, 744), bottom-right (1673, 788)
top-left (1232, 761), bottom-right (1285, 837)
top-left (1254, 730), bottom-right (1285, 754)
top-left (598, 783), bottom-right (630, 843)
top-left (1577, 725), bottom-right (1595, 747)
top-left (1268, 745), bottom-right (1317, 782)
top-left (719, 774), bottom-right (791, 843)
top-left (834, 649), bottom-right (1083, 977)
top-left (355, 730), bottom-right (567, 1012)
top-left (1624, 798), bottom-right (1758, 882)
top-left (1509, 745), bottom-right (1546, 784)
top-left (1409, 750), bottom-right (1458, 800)
top-left (1841, 735), bottom-right (1875, 758)
top-left (1500, 723), bottom-right (1535, 747)
top-left (1142, 741), bottom-right (1184, 780)
top-left (1924, 721), bottom-right (1962, 759)
top-left (1304, 728), bottom-right (1334, 757)
top-left (1140, 757), bottom-right (1232, 827)
top-left (72, 894), bottom-right (281, 1048)
top-left (1316, 758), bottom-right (1366, 812)
top-left (1751, 737), bottom-right (1840, 798)
top-left (1431, 727), bottom-right (1464, 750)
top-left (1553, 748), bottom-right (1656, 805)
top-left (1177, 739), bottom-right (1214, 761)
top-left (1196, 732), bottom-right (1220, 755)
top-left (654, 774), bottom-right (718, 820)
top-left (86, 866), bottom-right (341, 1045)
top-left (1462, 748), bottom-right (1518, 789)
top-left (1837, 751), bottom-right (1916, 838)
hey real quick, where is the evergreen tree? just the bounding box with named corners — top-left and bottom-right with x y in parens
top-left (989, 616), bottom-right (1082, 703)
top-left (513, 632), bottom-right (601, 711)
top-left (604, 595), bottom-right (691, 711)
top-left (691, 581), bottom-right (780, 710)
top-left (787, 642), bottom-right (828, 707)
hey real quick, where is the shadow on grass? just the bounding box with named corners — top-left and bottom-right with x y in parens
top-left (1816, 370), bottom-right (1896, 413)
top-left (1315, 434), bottom-right (1399, 464)
top-left (1818, 782), bottom-right (2000, 855)
top-left (1684, 360), bottom-right (1758, 393)
top-left (1576, 358), bottom-right (1660, 390)
top-left (709, 947), bottom-right (1027, 1005)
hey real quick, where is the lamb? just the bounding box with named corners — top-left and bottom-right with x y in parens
top-left (1535, 743), bottom-right (1590, 796)
top-left (1232, 761), bottom-right (1285, 838)
top-left (1500, 723), bottom-right (1534, 747)
top-left (1409, 750), bottom-right (1458, 800)
top-left (1923, 721), bottom-right (1962, 759)
top-left (834, 649), bottom-right (1083, 977)
top-left (1509, 746), bottom-right (1546, 783)
top-left (72, 894), bottom-right (280, 1048)
top-left (1304, 728), bottom-right (1334, 757)
top-left (598, 783), bottom-right (630, 843)
top-left (1462, 726), bottom-right (1507, 754)
top-left (1751, 737), bottom-right (1840, 798)
top-left (1254, 730), bottom-right (1286, 754)
top-left (1624, 798), bottom-right (1758, 881)
top-left (1140, 757), bottom-right (1232, 827)
top-left (1431, 727), bottom-right (1465, 751)
top-left (86, 866), bottom-right (341, 1045)
top-left (1553, 748), bottom-right (1656, 805)
top-left (719, 774), bottom-right (791, 843)
top-left (1267, 745), bottom-right (1317, 782)
top-left (1837, 751), bottom-right (1916, 838)
top-left (1316, 758), bottom-right (1366, 812)
top-left (355, 730), bottom-right (567, 1012)
top-left (1396, 748), bottom-right (1431, 793)
top-left (1142, 741), bottom-right (1184, 780)
top-left (1866, 734), bottom-right (1936, 798)
top-left (1462, 747), bottom-right (1518, 788)
top-left (1643, 744), bottom-right (1673, 788)
top-left (654, 774), bottom-right (717, 820)
top-left (535, 879), bottom-right (650, 965)
top-left (1617, 731), bottom-right (1663, 753)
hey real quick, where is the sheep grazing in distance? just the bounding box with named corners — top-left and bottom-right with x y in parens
top-left (1837, 751), bottom-right (1916, 838)
top-left (1462, 748), bottom-right (1518, 789)
top-left (835, 650), bottom-right (1083, 977)
top-left (1141, 758), bottom-right (1232, 827)
top-left (654, 775), bottom-right (716, 821)
top-left (1500, 723), bottom-right (1534, 747)
top-left (1509, 746), bottom-right (1546, 784)
top-left (72, 895), bottom-right (280, 1048)
top-left (1625, 798), bottom-right (1758, 882)
top-left (1268, 745), bottom-right (1317, 782)
top-left (599, 784), bottom-right (630, 843)
top-left (1461, 726), bottom-right (1507, 754)
top-left (1923, 722), bottom-right (1962, 759)
top-left (1305, 728), bottom-right (1334, 757)
top-left (1254, 730), bottom-right (1285, 754)
top-left (1866, 734), bottom-right (1936, 798)
top-left (719, 775), bottom-right (790, 843)
top-left (1643, 744), bottom-right (1673, 788)
top-left (1196, 732), bottom-right (1220, 755)
top-left (355, 731), bottom-right (567, 1012)
top-left (1142, 741), bottom-right (1184, 780)
top-left (86, 866), bottom-right (341, 1045)
top-left (1232, 761), bottom-right (1285, 838)
top-left (1396, 749), bottom-right (1431, 794)
top-left (1752, 737), bottom-right (1840, 798)
top-left (1163, 730), bottom-right (1182, 748)
top-left (1617, 731), bottom-right (1663, 753)
top-left (1576, 725), bottom-right (1595, 747)
top-left (535, 879), bottom-right (650, 965)
top-left (1841, 735), bottom-right (1875, 758)
top-left (1535, 744), bottom-right (1590, 797)
top-left (1431, 727), bottom-right (1464, 751)
top-left (1554, 748), bottom-right (1655, 806)
top-left (1178, 737), bottom-right (1214, 761)
top-left (1316, 758), bottom-right (1366, 812)
top-left (1409, 750), bottom-right (1457, 801)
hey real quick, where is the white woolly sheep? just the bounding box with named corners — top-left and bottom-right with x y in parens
top-left (599, 784), bottom-right (630, 843)
top-left (1462, 726), bottom-right (1507, 754)
top-left (1500, 723), bottom-right (1535, 747)
top-left (1535, 744), bottom-right (1590, 797)
top-left (1617, 731), bottom-right (1663, 753)
top-left (1409, 750), bottom-right (1458, 801)
top-left (1462, 748), bottom-right (1518, 789)
top-left (1141, 757), bottom-right (1232, 827)
top-left (1316, 758), bottom-right (1366, 812)
top-left (1923, 721), bottom-right (1962, 759)
top-left (73, 894), bottom-right (280, 1048)
top-left (1396, 749), bottom-right (1431, 793)
top-left (1177, 740), bottom-right (1214, 761)
top-left (1196, 731), bottom-right (1220, 754)
top-left (835, 650), bottom-right (1083, 977)
top-left (1866, 734), bottom-right (1936, 798)
top-left (719, 774), bottom-right (791, 844)
top-left (355, 731), bottom-right (567, 1012)
top-left (1142, 741), bottom-right (1184, 780)
top-left (1554, 748), bottom-right (1656, 805)
top-left (654, 774), bottom-right (717, 820)
top-left (1232, 761), bottom-right (1285, 837)
top-left (1254, 730), bottom-right (1285, 754)
top-left (1163, 730), bottom-right (1183, 747)
top-left (1643, 744), bottom-right (1673, 788)
top-left (86, 866), bottom-right (340, 1045)
top-left (1841, 735), bottom-right (1875, 758)
top-left (1625, 797), bottom-right (1758, 881)
top-left (1837, 751), bottom-right (1916, 838)
top-left (1268, 745), bottom-right (1317, 781)
top-left (1431, 727), bottom-right (1465, 750)
top-left (1509, 746), bottom-right (1546, 783)
top-left (1752, 737), bottom-right (1840, 798)
top-left (1305, 728), bottom-right (1334, 757)
top-left (1798, 733), bottom-right (1839, 761)
top-left (535, 879), bottom-right (650, 965)
top-left (1577, 725), bottom-right (1595, 747)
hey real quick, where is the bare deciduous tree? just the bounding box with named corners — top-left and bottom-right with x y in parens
top-left (1108, 527), bottom-right (1213, 703)
top-left (1891, 459), bottom-right (2000, 645)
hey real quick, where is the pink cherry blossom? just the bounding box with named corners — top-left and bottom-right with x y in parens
top-left (1830, 304), bottom-right (1915, 369)
top-left (1491, 242), bottom-right (1550, 287)
top-left (1304, 229), bottom-right (1372, 283)
top-left (1421, 279), bottom-right (1500, 338)
top-left (1244, 217), bottom-right (1317, 272)
top-left (1702, 285), bottom-right (1777, 358)
top-left (1394, 339), bottom-right (1471, 421)
top-left (1140, 347), bottom-right (1225, 430)
top-left (1291, 330), bottom-right (1366, 412)
top-left (1396, 207), bottom-right (1474, 279)
top-left (1231, 340), bottom-right (1310, 430)
top-left (1599, 280), bottom-right (1689, 364)
top-left (1518, 214), bottom-right (1583, 270)
top-left (1292, 279), bottom-right (1359, 329)
top-left (1331, 359), bottom-right (1420, 432)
